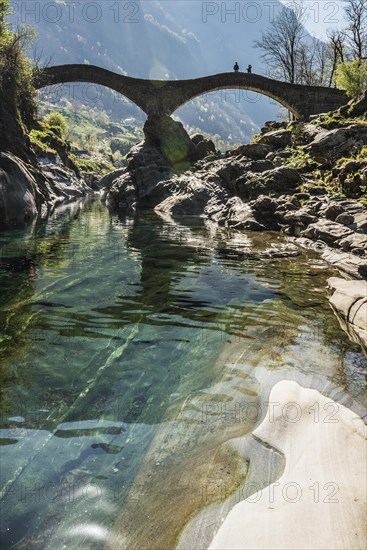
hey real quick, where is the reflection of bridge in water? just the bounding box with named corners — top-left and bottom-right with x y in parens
top-left (35, 64), bottom-right (348, 121)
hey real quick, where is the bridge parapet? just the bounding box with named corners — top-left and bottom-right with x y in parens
top-left (35, 65), bottom-right (348, 121)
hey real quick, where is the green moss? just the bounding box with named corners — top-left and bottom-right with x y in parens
top-left (356, 146), bottom-right (367, 161)
top-left (70, 155), bottom-right (113, 175)
top-left (251, 133), bottom-right (261, 143)
top-left (29, 130), bottom-right (56, 154)
top-left (336, 144), bottom-right (367, 166)
top-left (30, 123), bottom-right (70, 154)
top-left (284, 146), bottom-right (314, 170)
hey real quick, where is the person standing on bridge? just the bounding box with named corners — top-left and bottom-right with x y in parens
top-left (233, 62), bottom-right (239, 72)
top-left (247, 64), bottom-right (252, 73)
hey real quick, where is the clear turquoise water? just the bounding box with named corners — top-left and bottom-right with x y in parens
top-left (0, 199), bottom-right (365, 549)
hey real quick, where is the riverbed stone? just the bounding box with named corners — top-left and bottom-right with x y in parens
top-left (302, 219), bottom-right (354, 244)
top-left (323, 203), bottom-right (345, 221)
top-left (339, 233), bottom-right (367, 253)
top-left (335, 212), bottom-right (354, 225)
top-left (304, 124), bottom-right (367, 163)
top-left (282, 207), bottom-right (318, 227)
top-left (328, 277), bottom-right (367, 348)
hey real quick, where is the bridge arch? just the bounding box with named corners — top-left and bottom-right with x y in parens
top-left (170, 84), bottom-right (300, 119)
top-left (35, 64), bottom-right (348, 121)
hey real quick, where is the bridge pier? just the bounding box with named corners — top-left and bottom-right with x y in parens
top-left (143, 115), bottom-right (196, 166)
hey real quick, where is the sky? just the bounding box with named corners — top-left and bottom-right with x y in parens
top-left (279, 0), bottom-right (347, 39)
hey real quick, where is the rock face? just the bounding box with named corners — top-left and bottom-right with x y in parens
top-left (0, 152), bottom-right (94, 228)
top-left (143, 116), bottom-right (196, 166)
top-left (303, 124), bottom-right (367, 163)
top-left (328, 277), bottom-right (367, 349)
top-left (230, 143), bottom-right (273, 160)
top-left (0, 153), bottom-right (38, 227)
top-left (0, 95), bottom-right (102, 228)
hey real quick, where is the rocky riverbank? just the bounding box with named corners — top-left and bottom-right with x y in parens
top-left (105, 93), bottom-right (367, 285)
top-left (0, 102), bottom-right (103, 229)
top-left (0, 152), bottom-right (97, 228)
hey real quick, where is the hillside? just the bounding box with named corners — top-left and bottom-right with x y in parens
top-left (10, 0), bottom-right (287, 145)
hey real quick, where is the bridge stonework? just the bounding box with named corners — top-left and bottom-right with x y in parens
top-left (35, 64), bottom-right (348, 121)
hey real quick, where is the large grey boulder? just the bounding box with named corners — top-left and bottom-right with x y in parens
top-left (328, 277), bottom-right (367, 349)
top-left (99, 167), bottom-right (127, 190)
top-left (304, 124), bottom-right (367, 163)
top-left (225, 196), bottom-right (265, 230)
top-left (106, 142), bottom-right (173, 211)
top-left (302, 219), bottom-right (354, 244)
top-left (143, 115), bottom-right (195, 166)
top-left (0, 152), bottom-right (38, 227)
top-left (282, 207), bottom-right (318, 227)
top-left (231, 142), bottom-right (273, 160)
top-left (339, 233), bottom-right (367, 254)
top-left (339, 90), bottom-right (367, 118)
top-left (237, 166), bottom-right (302, 200)
top-left (258, 129), bottom-right (292, 149)
top-left (191, 134), bottom-right (216, 161)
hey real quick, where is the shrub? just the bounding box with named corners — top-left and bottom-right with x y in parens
top-left (335, 59), bottom-right (367, 97)
top-left (44, 112), bottom-right (68, 138)
top-left (0, 0), bottom-right (37, 129)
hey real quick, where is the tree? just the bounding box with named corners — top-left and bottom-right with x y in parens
top-left (343, 0), bottom-right (367, 61)
top-left (298, 37), bottom-right (331, 86)
top-left (334, 58), bottom-right (367, 96)
top-left (0, 0), bottom-right (37, 127)
top-left (254, 2), bottom-right (306, 84)
top-left (0, 0), bottom-right (39, 158)
top-left (0, 0), bottom-right (9, 31)
top-left (327, 29), bottom-right (346, 86)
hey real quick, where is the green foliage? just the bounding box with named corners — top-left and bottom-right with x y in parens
top-left (110, 137), bottom-right (133, 156)
top-left (30, 116), bottom-right (72, 163)
top-left (335, 59), bottom-right (367, 97)
top-left (251, 133), bottom-right (261, 143)
top-left (0, 0), bottom-right (37, 128)
top-left (356, 146), bottom-right (367, 161)
top-left (43, 112), bottom-right (68, 138)
top-left (336, 145), bottom-right (367, 166)
top-left (39, 97), bottom-right (143, 166)
top-left (70, 155), bottom-right (114, 175)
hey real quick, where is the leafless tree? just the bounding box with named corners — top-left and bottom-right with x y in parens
top-left (343, 0), bottom-right (367, 60)
top-left (254, 2), bottom-right (306, 84)
top-left (298, 38), bottom-right (331, 85)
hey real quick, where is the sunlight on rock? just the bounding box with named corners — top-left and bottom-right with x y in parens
top-left (67, 523), bottom-right (109, 542)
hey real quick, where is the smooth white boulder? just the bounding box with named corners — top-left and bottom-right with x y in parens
top-left (209, 380), bottom-right (367, 550)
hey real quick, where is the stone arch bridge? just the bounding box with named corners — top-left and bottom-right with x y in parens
top-left (35, 64), bottom-right (347, 121)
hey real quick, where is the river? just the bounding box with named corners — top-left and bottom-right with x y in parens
top-left (0, 199), bottom-right (366, 549)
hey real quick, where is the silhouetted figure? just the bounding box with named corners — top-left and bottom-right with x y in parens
top-left (233, 62), bottom-right (239, 72)
top-left (247, 64), bottom-right (252, 74)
